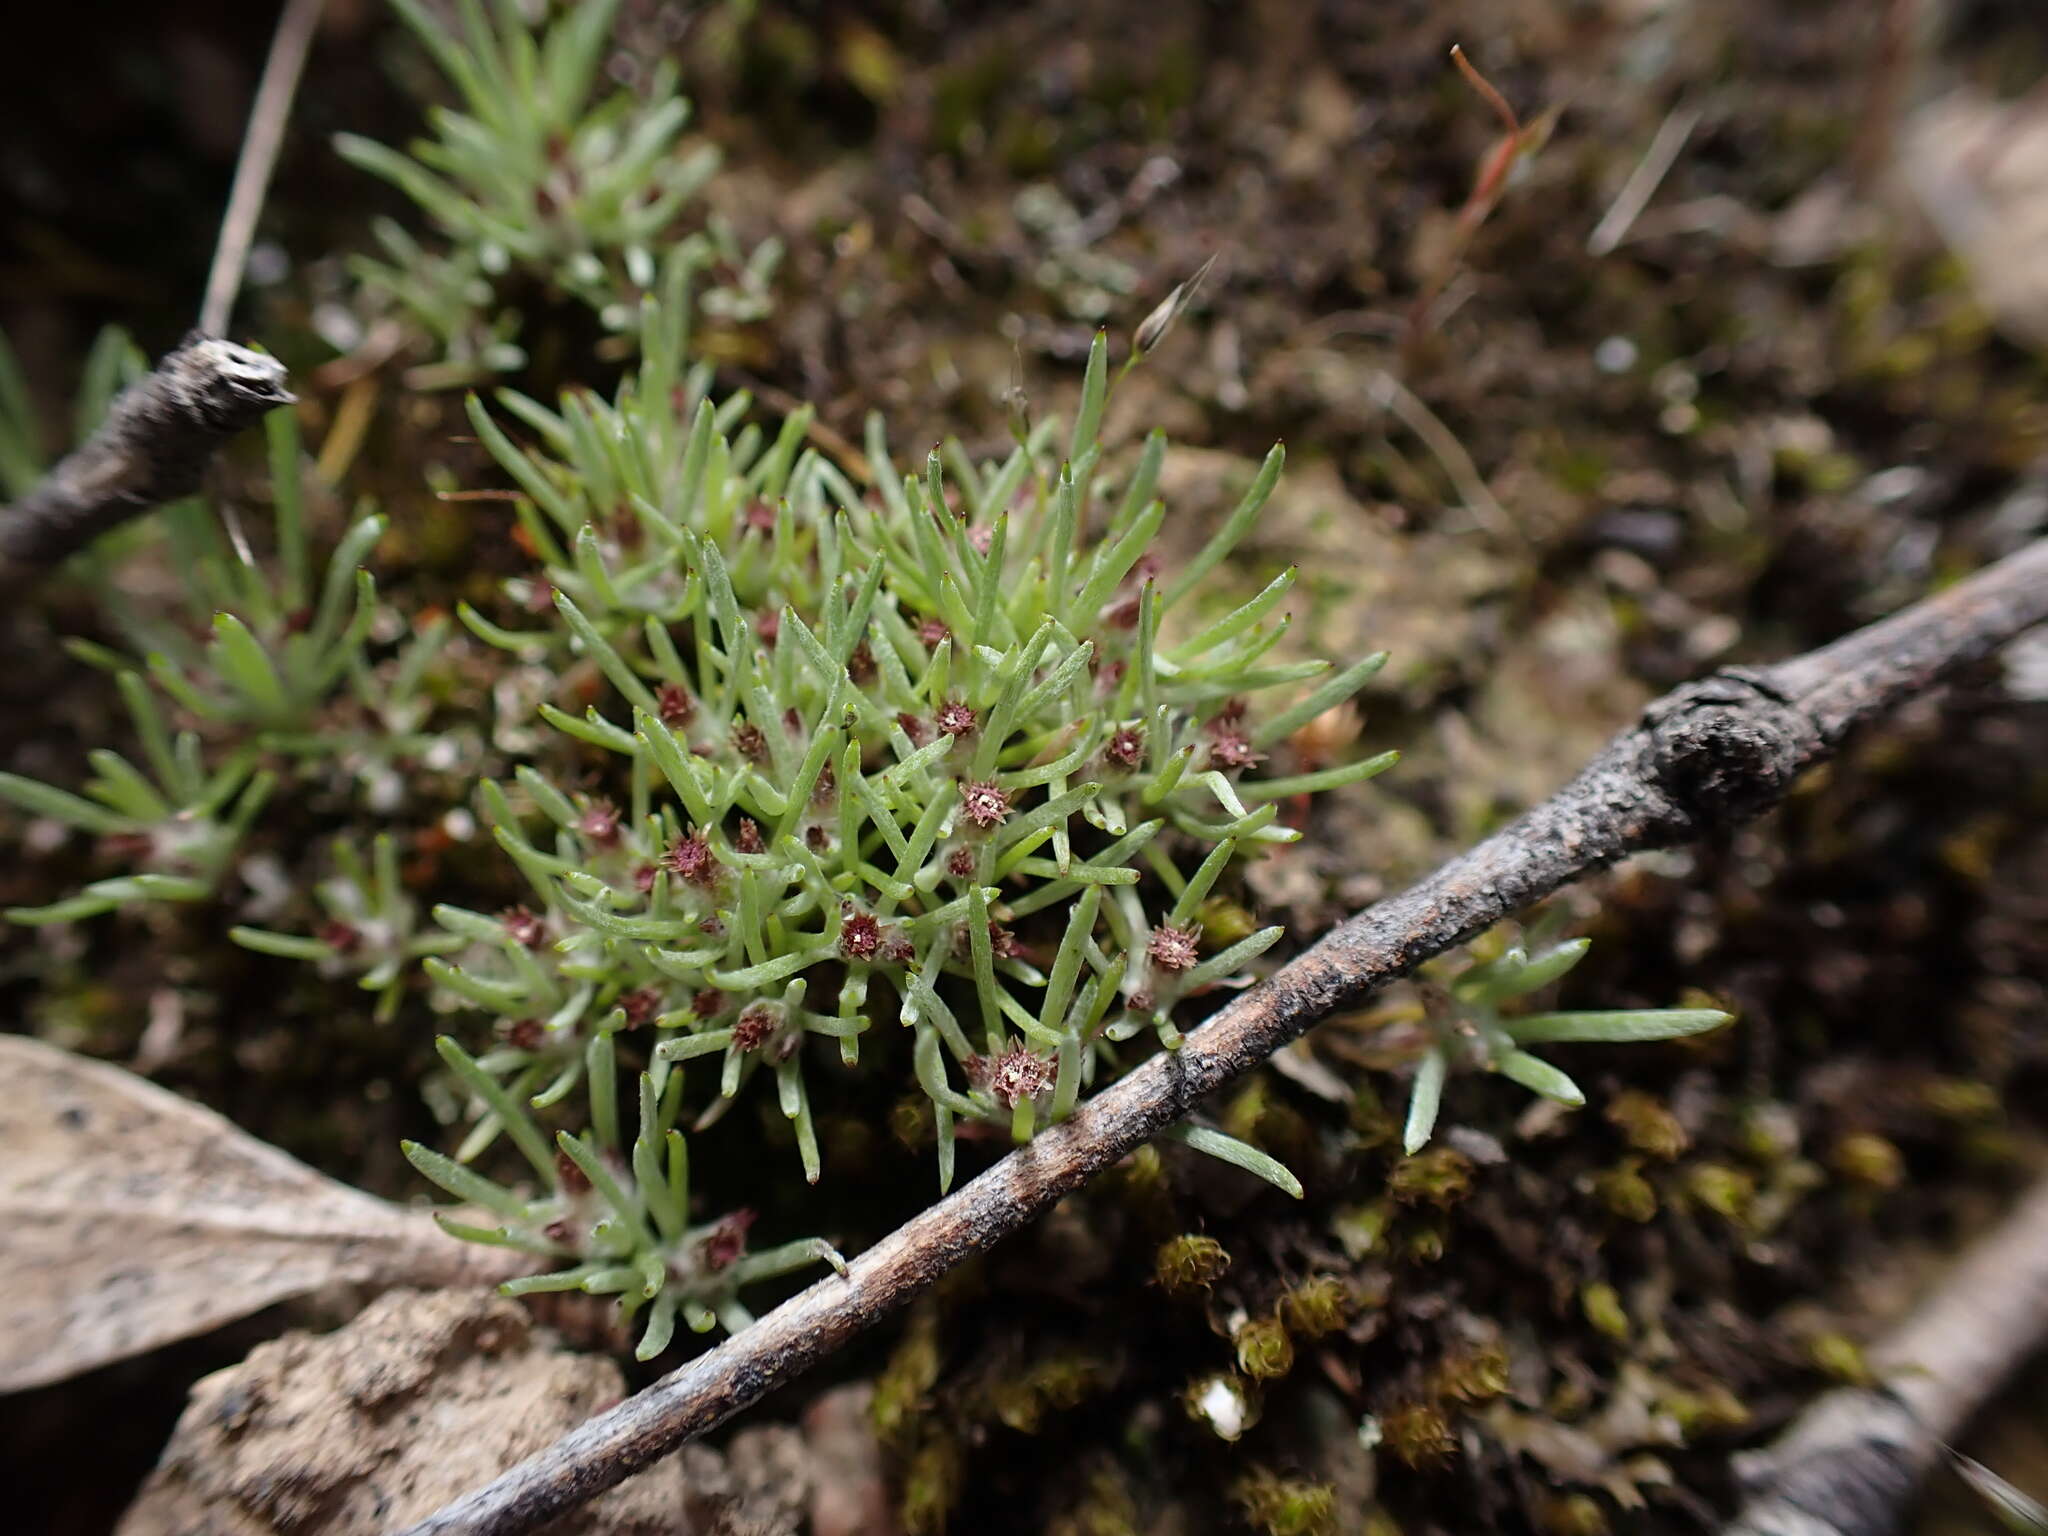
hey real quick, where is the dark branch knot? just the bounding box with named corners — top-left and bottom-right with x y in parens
top-left (1643, 669), bottom-right (1816, 829)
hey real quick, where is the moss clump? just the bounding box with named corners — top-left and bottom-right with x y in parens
top-left (985, 1350), bottom-right (1120, 1434)
top-left (1535, 1493), bottom-right (1610, 1536)
top-left (1593, 1160), bottom-right (1659, 1223)
top-left (1234, 1316), bottom-right (1296, 1381)
top-left (1829, 1132), bottom-right (1904, 1190)
top-left (1278, 1276), bottom-right (1350, 1339)
top-left (1380, 1401), bottom-right (1458, 1467)
top-left (1580, 1283), bottom-right (1630, 1344)
top-left (1230, 1469), bottom-right (1338, 1536)
top-left (900, 1436), bottom-right (964, 1536)
top-left (871, 1307), bottom-right (942, 1445)
top-left (1154, 1234), bottom-right (1231, 1295)
top-left (1388, 1147), bottom-right (1473, 1207)
top-left (1434, 1341), bottom-right (1510, 1402)
top-left (1604, 1090), bottom-right (1687, 1160)
top-left (1684, 1163), bottom-right (1756, 1228)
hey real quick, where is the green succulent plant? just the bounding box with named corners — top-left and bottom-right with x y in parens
top-left (337, 0), bottom-right (773, 385)
top-left (231, 833), bottom-right (464, 1021)
top-left (0, 1), bottom-right (1741, 1369)
top-left (0, 669), bottom-right (275, 925)
top-left (1401, 917), bottom-right (1732, 1155)
top-left (0, 374), bottom-right (445, 923)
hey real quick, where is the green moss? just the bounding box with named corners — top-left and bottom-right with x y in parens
top-left (900, 1435), bottom-right (963, 1536)
top-left (1279, 1276), bottom-right (1350, 1339)
top-left (1197, 894), bottom-right (1260, 948)
top-left (1684, 1163), bottom-right (1757, 1229)
top-left (1810, 1331), bottom-right (1875, 1387)
top-left (1593, 1160), bottom-right (1659, 1223)
top-left (1388, 1147), bottom-right (1474, 1207)
top-left (1664, 1381), bottom-right (1751, 1437)
top-left (1435, 1341), bottom-right (1510, 1402)
top-left (1234, 1316), bottom-right (1296, 1381)
top-left (1154, 1234), bottom-right (1231, 1295)
top-left (1380, 1401), bottom-right (1457, 1467)
top-left (1581, 1282), bottom-right (1630, 1344)
top-left (1535, 1493), bottom-right (1609, 1536)
top-left (1231, 1469), bottom-right (1338, 1536)
top-left (1604, 1090), bottom-right (1687, 1160)
top-left (872, 1307), bottom-right (942, 1445)
top-left (986, 1350), bottom-right (1120, 1434)
top-left (1829, 1132), bottom-right (1904, 1190)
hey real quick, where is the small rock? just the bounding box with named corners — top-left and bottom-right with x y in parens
top-left (118, 1288), bottom-right (681, 1536)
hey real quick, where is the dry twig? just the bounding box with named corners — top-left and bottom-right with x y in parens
top-left (398, 535), bottom-right (2048, 1536)
top-left (199, 0), bottom-right (326, 337)
top-left (0, 338), bottom-right (292, 597)
top-left (1723, 1168), bottom-right (2048, 1536)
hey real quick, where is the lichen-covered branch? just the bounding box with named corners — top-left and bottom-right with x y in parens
top-left (0, 336), bottom-right (293, 594)
top-left (400, 535), bottom-right (2048, 1536)
top-left (1722, 1168), bottom-right (2048, 1536)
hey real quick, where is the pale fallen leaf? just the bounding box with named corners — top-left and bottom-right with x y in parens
top-left (1902, 90), bottom-right (2048, 351)
top-left (0, 1034), bottom-right (524, 1392)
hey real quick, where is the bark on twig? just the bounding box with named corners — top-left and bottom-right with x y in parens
top-left (400, 536), bottom-right (2048, 1536)
top-left (1722, 1169), bottom-right (2048, 1536)
top-left (0, 337), bottom-right (293, 595)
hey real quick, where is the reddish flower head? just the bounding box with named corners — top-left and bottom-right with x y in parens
top-left (497, 1017), bottom-right (546, 1051)
top-left (935, 699), bottom-right (978, 738)
top-left (577, 799), bottom-right (621, 848)
top-left (959, 780), bottom-right (1012, 830)
top-left (660, 833), bottom-right (720, 887)
top-left (732, 1003), bottom-right (781, 1053)
top-left (839, 909), bottom-right (884, 962)
top-left (655, 683), bottom-right (696, 728)
top-left (317, 919), bottom-right (363, 956)
top-left (1104, 725), bottom-right (1145, 770)
top-left (618, 987), bottom-right (663, 1028)
top-left (1206, 729), bottom-right (1263, 772)
top-left (554, 1148), bottom-right (592, 1196)
top-left (500, 906), bottom-right (548, 949)
top-left (699, 1208), bottom-right (758, 1271)
top-left (968, 1045), bottom-right (1056, 1110)
top-left (1147, 924), bottom-right (1202, 973)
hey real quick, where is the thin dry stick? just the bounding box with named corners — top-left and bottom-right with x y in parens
top-left (1723, 1168), bottom-right (2048, 1536)
top-left (1587, 102), bottom-right (1702, 257)
top-left (199, 0), bottom-right (326, 338)
top-left (1365, 366), bottom-right (1516, 540)
top-left (0, 0), bottom-right (314, 595)
top-left (0, 339), bottom-right (293, 597)
top-left (399, 535), bottom-right (2048, 1536)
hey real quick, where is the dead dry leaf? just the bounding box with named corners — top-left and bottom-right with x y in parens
top-left (0, 1034), bottom-right (524, 1392)
top-left (1902, 90), bottom-right (2048, 351)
